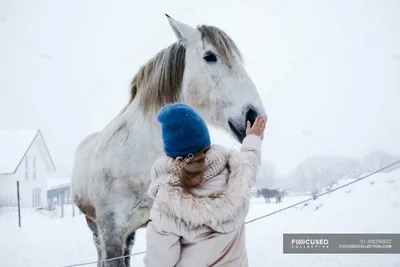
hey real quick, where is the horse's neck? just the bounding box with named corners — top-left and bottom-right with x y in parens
top-left (116, 103), bottom-right (130, 117)
top-left (121, 100), bottom-right (164, 153)
top-left (98, 96), bottom-right (165, 166)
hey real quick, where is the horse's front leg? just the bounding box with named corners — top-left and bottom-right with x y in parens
top-left (123, 232), bottom-right (136, 267)
top-left (97, 213), bottom-right (126, 267)
top-left (85, 216), bottom-right (104, 267)
top-left (123, 202), bottom-right (152, 266)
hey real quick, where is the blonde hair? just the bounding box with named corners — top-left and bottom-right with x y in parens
top-left (174, 146), bottom-right (210, 195)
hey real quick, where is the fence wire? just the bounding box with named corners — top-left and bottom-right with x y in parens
top-left (62, 159), bottom-right (400, 267)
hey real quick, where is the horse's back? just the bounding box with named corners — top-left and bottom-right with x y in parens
top-left (72, 131), bottom-right (100, 177)
top-left (71, 132), bottom-right (100, 211)
top-left (76, 132), bottom-right (100, 154)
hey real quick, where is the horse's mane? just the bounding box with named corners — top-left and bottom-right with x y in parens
top-left (128, 24), bottom-right (243, 116)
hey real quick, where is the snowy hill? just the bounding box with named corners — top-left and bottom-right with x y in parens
top-left (246, 169), bottom-right (400, 267)
top-left (0, 168), bottom-right (399, 267)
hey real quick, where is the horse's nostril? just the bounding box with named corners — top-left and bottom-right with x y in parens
top-left (245, 108), bottom-right (258, 126)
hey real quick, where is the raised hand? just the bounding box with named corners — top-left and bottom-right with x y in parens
top-left (246, 115), bottom-right (266, 137)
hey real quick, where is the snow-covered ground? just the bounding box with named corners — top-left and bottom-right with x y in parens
top-left (0, 170), bottom-right (399, 267)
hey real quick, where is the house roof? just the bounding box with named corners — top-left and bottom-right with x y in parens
top-left (0, 129), bottom-right (56, 175)
top-left (46, 177), bottom-right (70, 190)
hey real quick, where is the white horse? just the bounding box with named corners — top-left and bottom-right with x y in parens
top-left (71, 14), bottom-right (267, 267)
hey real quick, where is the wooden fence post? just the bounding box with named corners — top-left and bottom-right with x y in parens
top-left (60, 192), bottom-right (64, 218)
top-left (16, 181), bottom-right (21, 228)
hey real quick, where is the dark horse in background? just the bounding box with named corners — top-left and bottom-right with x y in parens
top-left (256, 188), bottom-right (285, 204)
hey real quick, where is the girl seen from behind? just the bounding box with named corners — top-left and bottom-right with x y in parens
top-left (144, 103), bottom-right (266, 267)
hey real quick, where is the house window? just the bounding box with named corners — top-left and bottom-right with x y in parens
top-left (33, 156), bottom-right (36, 180)
top-left (32, 188), bottom-right (41, 207)
top-left (25, 156), bottom-right (29, 181)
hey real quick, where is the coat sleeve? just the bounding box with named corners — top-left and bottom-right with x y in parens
top-left (143, 220), bottom-right (181, 267)
top-left (237, 134), bottom-right (262, 187)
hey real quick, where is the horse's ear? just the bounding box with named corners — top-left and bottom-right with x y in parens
top-left (165, 14), bottom-right (197, 46)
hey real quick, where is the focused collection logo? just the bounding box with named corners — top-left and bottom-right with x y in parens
top-left (291, 238), bottom-right (329, 248)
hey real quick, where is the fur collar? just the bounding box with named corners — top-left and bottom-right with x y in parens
top-left (148, 145), bottom-right (253, 227)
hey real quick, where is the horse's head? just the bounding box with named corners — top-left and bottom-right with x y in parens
top-left (166, 15), bottom-right (267, 143)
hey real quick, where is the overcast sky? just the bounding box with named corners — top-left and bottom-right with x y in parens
top-left (0, 0), bottom-right (399, 176)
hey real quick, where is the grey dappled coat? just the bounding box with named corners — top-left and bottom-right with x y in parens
top-left (144, 134), bottom-right (262, 267)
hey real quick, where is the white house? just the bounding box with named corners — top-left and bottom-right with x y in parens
top-left (0, 129), bottom-right (56, 208)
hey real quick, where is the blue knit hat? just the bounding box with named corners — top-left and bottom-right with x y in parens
top-left (158, 103), bottom-right (211, 157)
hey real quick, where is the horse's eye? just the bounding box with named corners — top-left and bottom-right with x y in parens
top-left (203, 52), bottom-right (217, 63)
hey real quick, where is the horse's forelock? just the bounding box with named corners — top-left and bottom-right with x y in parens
top-left (197, 24), bottom-right (243, 67)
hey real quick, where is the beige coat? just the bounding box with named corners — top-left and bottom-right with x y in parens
top-left (144, 134), bottom-right (262, 267)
